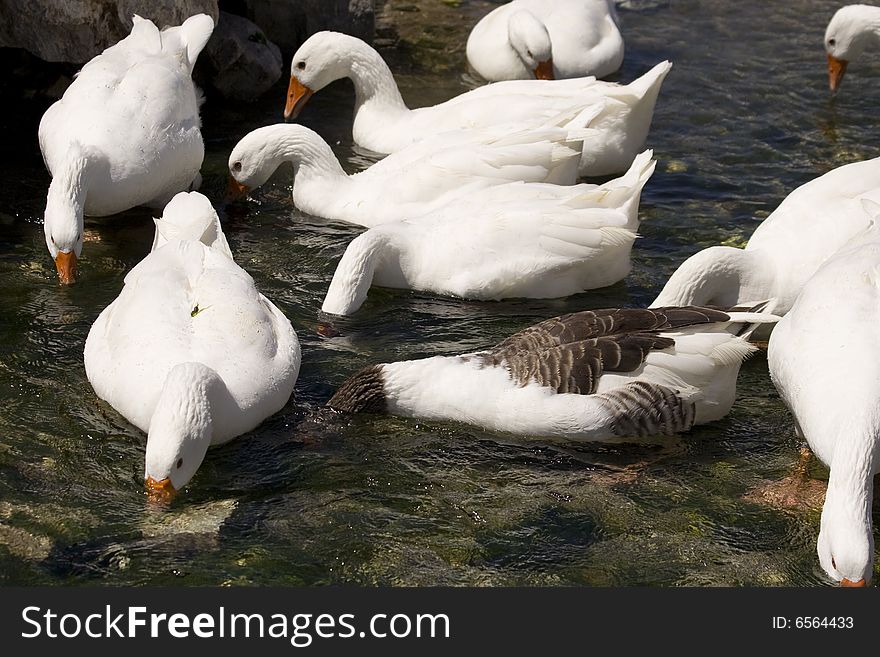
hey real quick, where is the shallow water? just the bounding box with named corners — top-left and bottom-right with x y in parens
top-left (1, 0), bottom-right (878, 586)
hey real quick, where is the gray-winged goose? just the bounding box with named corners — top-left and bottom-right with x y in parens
top-left (328, 305), bottom-right (777, 441)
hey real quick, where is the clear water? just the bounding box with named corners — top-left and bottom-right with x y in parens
top-left (1, 0), bottom-right (876, 586)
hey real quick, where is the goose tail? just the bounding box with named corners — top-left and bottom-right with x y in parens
top-left (608, 61), bottom-right (673, 104)
top-left (160, 13), bottom-right (214, 72)
top-left (724, 302), bottom-right (782, 340)
top-left (563, 150), bottom-right (656, 229)
top-left (602, 149), bottom-right (657, 216)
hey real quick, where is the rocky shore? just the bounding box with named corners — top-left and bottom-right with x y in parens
top-left (0, 0), bottom-right (377, 101)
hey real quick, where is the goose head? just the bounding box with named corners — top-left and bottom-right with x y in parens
top-left (284, 32), bottom-right (354, 119)
top-left (228, 126), bottom-right (287, 198)
top-left (43, 197), bottom-right (82, 285)
top-left (144, 363), bottom-right (219, 504)
top-left (817, 500), bottom-right (873, 587)
top-left (507, 10), bottom-right (554, 79)
top-left (824, 5), bottom-right (880, 93)
top-left (228, 124), bottom-right (343, 201)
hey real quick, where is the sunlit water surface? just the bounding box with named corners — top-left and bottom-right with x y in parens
top-left (1, 0), bottom-right (877, 586)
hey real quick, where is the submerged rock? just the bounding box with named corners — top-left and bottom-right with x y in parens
top-left (0, 524), bottom-right (52, 561)
top-left (203, 11), bottom-right (282, 101)
top-left (139, 498), bottom-right (238, 539)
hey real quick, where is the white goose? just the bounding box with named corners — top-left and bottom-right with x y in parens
top-left (327, 305), bottom-right (777, 440)
top-left (84, 192), bottom-right (300, 502)
top-left (466, 0), bottom-right (625, 81)
top-left (651, 156), bottom-right (880, 316)
top-left (39, 14), bottom-right (213, 284)
top-left (227, 116), bottom-right (592, 227)
top-left (283, 31), bottom-right (671, 175)
top-left (321, 151), bottom-right (656, 315)
top-left (768, 218), bottom-right (880, 587)
top-left (824, 4), bottom-right (880, 92)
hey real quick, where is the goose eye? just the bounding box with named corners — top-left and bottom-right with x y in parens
top-left (232, 161), bottom-right (242, 173)
top-left (176, 458), bottom-right (183, 469)
top-left (832, 557), bottom-right (837, 569)
top-left (526, 50), bottom-right (533, 58)
top-left (828, 38), bottom-right (836, 47)
top-left (296, 61), bottom-right (306, 71)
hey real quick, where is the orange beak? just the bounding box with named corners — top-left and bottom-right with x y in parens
top-left (828, 54), bottom-right (848, 94)
top-left (54, 251), bottom-right (77, 285)
top-left (840, 577), bottom-right (867, 587)
top-left (226, 176), bottom-right (250, 202)
top-left (534, 59), bottom-right (554, 80)
top-left (145, 476), bottom-right (177, 505)
top-left (284, 76), bottom-right (314, 120)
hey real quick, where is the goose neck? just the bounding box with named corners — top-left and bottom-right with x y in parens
top-left (272, 128), bottom-right (348, 183)
top-left (321, 230), bottom-right (394, 316)
top-left (827, 425), bottom-right (878, 515)
top-left (44, 145), bottom-right (94, 252)
top-left (651, 247), bottom-right (766, 309)
top-left (345, 39), bottom-right (408, 115)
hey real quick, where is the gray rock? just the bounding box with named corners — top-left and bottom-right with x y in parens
top-left (0, 0), bottom-right (219, 64)
top-left (245, 0), bottom-right (375, 54)
top-left (204, 11), bottom-right (282, 101)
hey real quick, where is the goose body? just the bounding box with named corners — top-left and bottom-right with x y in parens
top-left (229, 117), bottom-right (591, 227)
top-left (467, 0), bottom-right (624, 81)
top-left (651, 156), bottom-right (880, 315)
top-left (824, 4), bottom-right (880, 92)
top-left (768, 229), bottom-right (880, 586)
top-left (39, 14), bottom-right (213, 283)
top-left (84, 192), bottom-right (300, 498)
top-left (284, 31), bottom-right (670, 175)
top-left (328, 306), bottom-right (776, 440)
top-left (321, 151), bottom-right (656, 315)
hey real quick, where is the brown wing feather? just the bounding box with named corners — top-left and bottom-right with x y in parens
top-left (598, 381), bottom-right (697, 437)
top-left (480, 306), bottom-right (731, 395)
